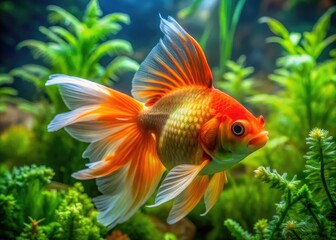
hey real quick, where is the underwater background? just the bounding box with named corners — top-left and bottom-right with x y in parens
top-left (1, 0), bottom-right (336, 239)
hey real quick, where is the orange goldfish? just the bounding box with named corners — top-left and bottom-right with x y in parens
top-left (47, 16), bottom-right (268, 229)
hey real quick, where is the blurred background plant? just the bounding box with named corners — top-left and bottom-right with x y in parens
top-left (250, 6), bottom-right (336, 159)
top-left (0, 0), bottom-right (139, 187)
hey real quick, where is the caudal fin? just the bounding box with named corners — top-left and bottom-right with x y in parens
top-left (47, 75), bottom-right (166, 228)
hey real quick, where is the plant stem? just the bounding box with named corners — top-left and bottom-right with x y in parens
top-left (318, 138), bottom-right (336, 211)
top-left (218, 0), bottom-right (246, 77)
top-left (304, 71), bottom-right (313, 130)
top-left (291, 229), bottom-right (303, 240)
top-left (307, 205), bottom-right (322, 228)
top-left (269, 192), bottom-right (302, 240)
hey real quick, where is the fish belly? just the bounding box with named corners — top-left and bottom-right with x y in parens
top-left (140, 87), bottom-right (214, 169)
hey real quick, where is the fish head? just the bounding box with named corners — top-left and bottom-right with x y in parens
top-left (201, 112), bottom-right (268, 170)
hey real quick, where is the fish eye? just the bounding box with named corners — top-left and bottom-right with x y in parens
top-left (231, 122), bottom-right (245, 136)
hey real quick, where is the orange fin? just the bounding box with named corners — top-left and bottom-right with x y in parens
top-left (132, 16), bottom-right (212, 105)
top-left (47, 75), bottom-right (166, 229)
top-left (167, 175), bottom-right (209, 224)
top-left (93, 138), bottom-right (165, 229)
top-left (201, 171), bottom-right (227, 216)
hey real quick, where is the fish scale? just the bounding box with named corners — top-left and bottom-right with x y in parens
top-left (141, 87), bottom-right (214, 169)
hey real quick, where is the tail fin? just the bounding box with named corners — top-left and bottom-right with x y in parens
top-left (47, 75), bottom-right (166, 228)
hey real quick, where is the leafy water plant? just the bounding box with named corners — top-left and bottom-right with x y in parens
top-left (250, 7), bottom-right (336, 153)
top-left (0, 165), bottom-right (107, 239)
top-left (224, 128), bottom-right (336, 240)
top-left (0, 74), bottom-right (17, 113)
top-left (1, 0), bottom-right (139, 185)
top-left (8, 0), bottom-right (138, 116)
top-left (14, 0), bottom-right (138, 85)
top-left (217, 55), bottom-right (255, 102)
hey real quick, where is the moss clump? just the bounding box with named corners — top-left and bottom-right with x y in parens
top-left (0, 165), bottom-right (107, 239)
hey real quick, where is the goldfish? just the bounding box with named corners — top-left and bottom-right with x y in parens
top-left (47, 16), bottom-right (268, 229)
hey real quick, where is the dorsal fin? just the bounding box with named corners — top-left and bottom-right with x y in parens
top-left (131, 16), bottom-right (212, 105)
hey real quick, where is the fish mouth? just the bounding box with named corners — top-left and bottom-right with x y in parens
top-left (248, 131), bottom-right (268, 149)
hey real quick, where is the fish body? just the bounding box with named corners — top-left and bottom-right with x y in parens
top-left (140, 87), bottom-right (213, 169)
top-left (47, 17), bottom-right (268, 229)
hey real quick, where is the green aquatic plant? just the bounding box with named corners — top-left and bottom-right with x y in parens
top-left (0, 165), bottom-right (107, 239)
top-left (14, 0), bottom-right (138, 85)
top-left (218, 0), bottom-right (246, 76)
top-left (8, 0), bottom-right (138, 115)
top-left (1, 0), bottom-right (139, 186)
top-left (250, 7), bottom-right (336, 152)
top-left (224, 128), bottom-right (336, 239)
top-left (0, 74), bottom-right (17, 113)
top-left (217, 55), bottom-right (255, 102)
top-left (0, 125), bottom-right (37, 167)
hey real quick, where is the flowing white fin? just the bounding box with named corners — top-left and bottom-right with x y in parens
top-left (149, 160), bottom-right (209, 207)
top-left (167, 175), bottom-right (209, 224)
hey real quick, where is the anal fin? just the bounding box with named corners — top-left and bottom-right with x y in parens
top-left (167, 175), bottom-right (209, 224)
top-left (149, 160), bottom-right (209, 207)
top-left (201, 171), bottom-right (227, 216)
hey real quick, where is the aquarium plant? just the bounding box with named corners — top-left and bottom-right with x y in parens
top-left (0, 165), bottom-right (107, 239)
top-left (1, 0), bottom-right (139, 185)
top-left (251, 7), bottom-right (336, 154)
top-left (0, 74), bottom-right (18, 113)
top-left (224, 128), bottom-right (336, 239)
top-left (217, 55), bottom-right (255, 103)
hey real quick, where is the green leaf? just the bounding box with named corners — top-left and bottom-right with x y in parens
top-left (20, 64), bottom-right (50, 79)
top-left (100, 13), bottom-right (130, 25)
top-left (49, 26), bottom-right (77, 46)
top-left (312, 6), bottom-right (336, 43)
top-left (0, 103), bottom-right (6, 113)
top-left (0, 88), bottom-right (17, 96)
top-left (39, 26), bottom-right (66, 45)
top-left (177, 0), bottom-right (203, 19)
top-left (84, 0), bottom-right (102, 21)
top-left (10, 68), bottom-right (45, 88)
top-left (18, 102), bottom-right (39, 115)
top-left (0, 74), bottom-right (13, 84)
top-left (277, 54), bottom-right (315, 70)
top-left (289, 32), bottom-right (301, 46)
top-left (47, 5), bottom-right (82, 36)
top-left (102, 56), bottom-right (139, 83)
top-left (259, 17), bottom-right (289, 39)
top-left (18, 40), bottom-right (53, 63)
top-left (315, 34), bottom-right (336, 59)
top-left (87, 39), bottom-right (133, 66)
